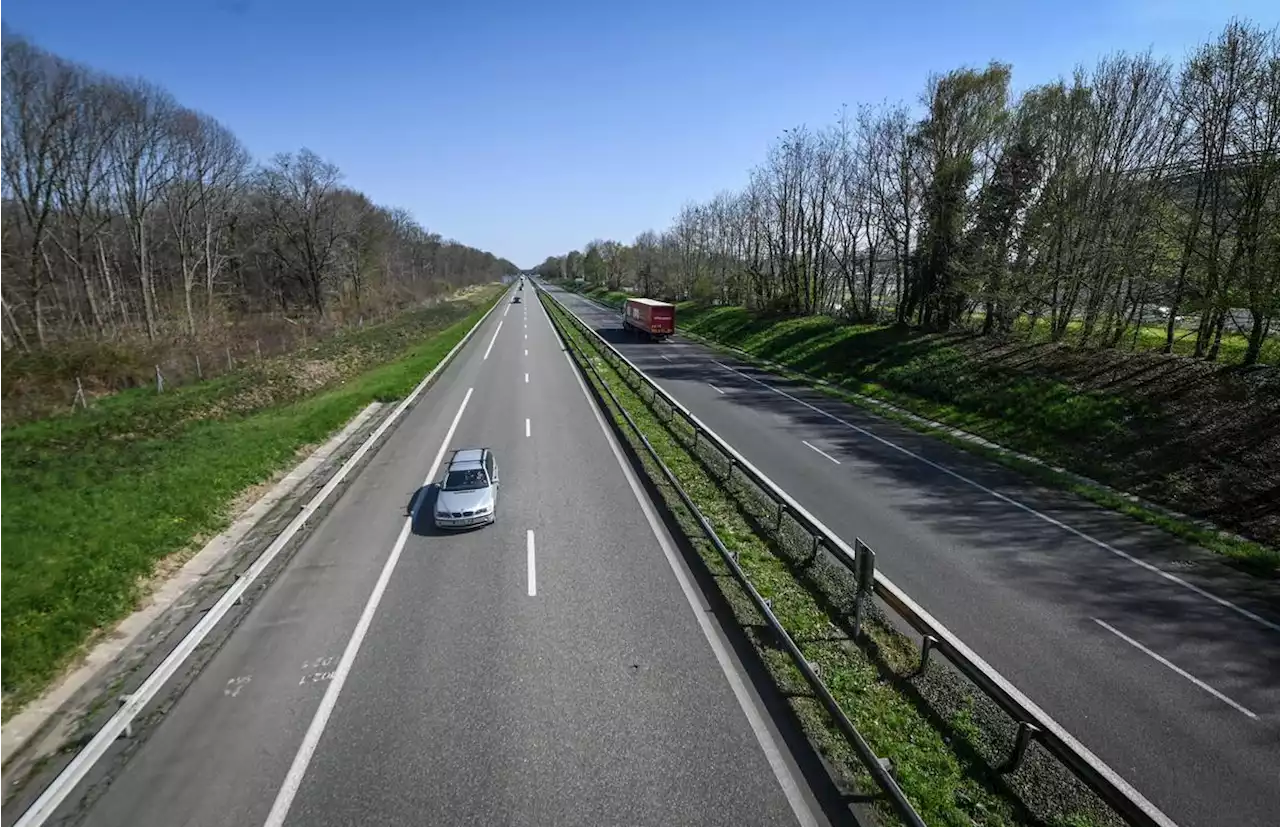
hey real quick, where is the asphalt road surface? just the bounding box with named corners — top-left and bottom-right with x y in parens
top-left (21, 289), bottom-right (832, 827)
top-left (542, 282), bottom-right (1280, 827)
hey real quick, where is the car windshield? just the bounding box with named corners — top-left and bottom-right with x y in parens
top-left (444, 468), bottom-right (489, 491)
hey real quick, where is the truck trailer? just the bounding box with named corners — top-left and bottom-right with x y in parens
top-left (621, 298), bottom-right (675, 340)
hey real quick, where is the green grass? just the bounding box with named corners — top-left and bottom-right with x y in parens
top-left (543, 292), bottom-right (1115, 827)
top-left (1, 286), bottom-right (503, 714)
top-left (674, 304), bottom-right (1279, 575)
top-left (680, 305), bottom-right (1138, 450)
top-left (577, 284), bottom-right (632, 307)
top-left (552, 280), bottom-right (630, 307)
top-left (1012, 314), bottom-right (1280, 365)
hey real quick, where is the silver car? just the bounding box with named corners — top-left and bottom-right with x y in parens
top-left (434, 448), bottom-right (500, 529)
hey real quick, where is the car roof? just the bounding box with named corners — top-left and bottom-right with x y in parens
top-left (449, 448), bottom-right (489, 466)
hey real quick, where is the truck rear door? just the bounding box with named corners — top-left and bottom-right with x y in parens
top-left (650, 305), bottom-right (674, 334)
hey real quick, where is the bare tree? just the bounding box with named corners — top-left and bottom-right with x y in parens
top-left (258, 149), bottom-right (348, 316)
top-left (108, 79), bottom-right (179, 340)
top-left (1, 38), bottom-right (81, 346)
top-left (2, 30), bottom-right (518, 401)
top-left (48, 75), bottom-right (123, 336)
top-left (195, 116), bottom-right (250, 318)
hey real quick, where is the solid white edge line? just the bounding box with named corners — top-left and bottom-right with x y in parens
top-left (712, 359), bottom-right (1280, 635)
top-left (708, 383), bottom-right (725, 394)
top-left (11, 291), bottom-right (504, 827)
top-left (262, 388), bottom-right (475, 827)
top-left (483, 320), bottom-right (504, 360)
top-left (551, 317), bottom-right (818, 827)
top-left (801, 440), bottom-right (840, 465)
top-left (527, 530), bottom-right (537, 596)
top-left (1092, 619), bottom-right (1258, 720)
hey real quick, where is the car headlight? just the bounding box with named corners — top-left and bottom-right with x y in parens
top-left (476, 506), bottom-right (491, 515)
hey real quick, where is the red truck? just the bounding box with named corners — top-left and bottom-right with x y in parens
top-left (621, 298), bottom-right (676, 340)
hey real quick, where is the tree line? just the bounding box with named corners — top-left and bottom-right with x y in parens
top-left (537, 20), bottom-right (1279, 365)
top-left (1, 31), bottom-right (517, 352)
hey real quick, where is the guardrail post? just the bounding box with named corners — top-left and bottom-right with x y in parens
top-left (1005, 722), bottom-right (1041, 773)
top-left (852, 539), bottom-right (876, 640)
top-left (775, 502), bottom-right (786, 534)
top-left (919, 634), bottom-right (939, 672)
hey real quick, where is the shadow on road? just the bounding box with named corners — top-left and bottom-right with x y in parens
top-left (409, 485), bottom-right (443, 537)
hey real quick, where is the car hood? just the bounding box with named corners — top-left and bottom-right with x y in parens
top-left (435, 488), bottom-right (494, 513)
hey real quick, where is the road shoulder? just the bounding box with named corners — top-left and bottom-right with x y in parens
top-left (0, 400), bottom-right (391, 805)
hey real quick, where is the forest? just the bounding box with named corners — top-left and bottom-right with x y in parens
top-left (537, 20), bottom-right (1280, 367)
top-left (2, 31), bottom-right (516, 419)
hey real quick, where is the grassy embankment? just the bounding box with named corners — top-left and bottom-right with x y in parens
top-left (542, 291), bottom-right (1117, 827)
top-left (569, 283), bottom-right (1279, 574)
top-left (676, 305), bottom-right (1279, 573)
top-left (577, 283), bottom-right (1278, 365)
top-left (1, 285), bottom-right (503, 716)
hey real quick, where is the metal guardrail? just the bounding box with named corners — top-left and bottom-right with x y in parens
top-left (541, 292), bottom-right (927, 827)
top-left (539, 283), bottom-right (1178, 827)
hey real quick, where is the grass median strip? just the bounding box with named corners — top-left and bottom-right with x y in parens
top-left (542, 293), bottom-right (1119, 827)
top-left (1, 286), bottom-right (504, 716)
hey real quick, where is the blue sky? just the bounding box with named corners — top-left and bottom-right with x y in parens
top-left (5, 0), bottom-right (1277, 268)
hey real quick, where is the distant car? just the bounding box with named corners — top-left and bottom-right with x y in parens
top-left (434, 448), bottom-right (500, 529)
top-left (513, 295), bottom-right (521, 303)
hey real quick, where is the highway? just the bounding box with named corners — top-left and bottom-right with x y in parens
top-left (11, 288), bottom-right (833, 827)
top-left (542, 282), bottom-right (1280, 827)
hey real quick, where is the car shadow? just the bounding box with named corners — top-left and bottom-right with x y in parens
top-left (408, 485), bottom-right (447, 537)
